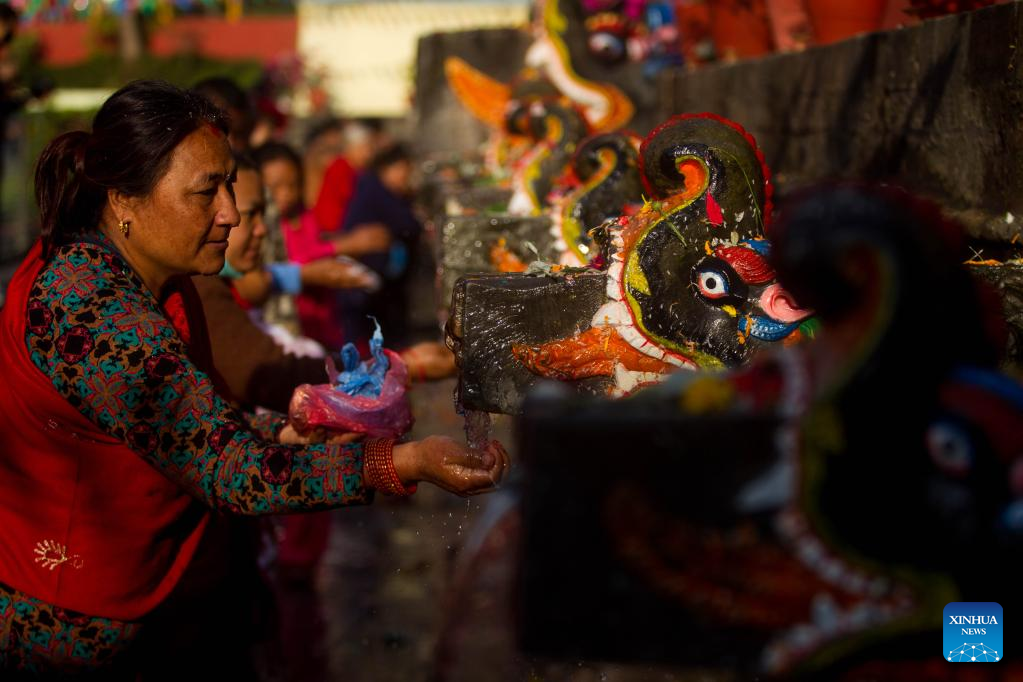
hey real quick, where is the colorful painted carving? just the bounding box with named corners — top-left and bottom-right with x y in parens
top-left (580, 0), bottom-right (685, 77)
top-left (526, 0), bottom-right (636, 133)
top-left (507, 98), bottom-right (591, 216)
top-left (443, 58), bottom-right (561, 183)
top-left (444, 0), bottom-right (637, 189)
top-left (627, 186), bottom-right (1023, 676)
top-left (513, 113), bottom-right (812, 395)
top-left (549, 131), bottom-right (644, 266)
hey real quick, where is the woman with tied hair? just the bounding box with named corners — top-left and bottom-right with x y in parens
top-left (0, 80), bottom-right (507, 678)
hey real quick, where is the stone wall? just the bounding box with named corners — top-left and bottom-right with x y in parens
top-left (413, 28), bottom-right (531, 158)
top-left (657, 2), bottom-right (1023, 246)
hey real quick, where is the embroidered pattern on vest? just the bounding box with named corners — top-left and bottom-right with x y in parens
top-left (33, 539), bottom-right (84, 571)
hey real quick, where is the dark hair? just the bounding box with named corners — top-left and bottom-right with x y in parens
top-left (233, 151), bottom-right (259, 175)
top-left (303, 117), bottom-right (344, 149)
top-left (192, 76), bottom-right (253, 147)
top-left (0, 3), bottom-right (17, 46)
top-left (192, 76), bottom-right (249, 114)
top-left (355, 117), bottom-right (385, 133)
top-left (35, 80), bottom-right (228, 260)
top-left (253, 141), bottom-right (302, 174)
top-left (370, 142), bottom-right (411, 173)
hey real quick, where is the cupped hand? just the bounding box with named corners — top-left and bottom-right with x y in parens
top-left (393, 436), bottom-right (509, 496)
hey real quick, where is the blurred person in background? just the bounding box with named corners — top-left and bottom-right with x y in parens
top-left (0, 4), bottom-right (53, 236)
top-left (312, 119), bottom-right (378, 233)
top-left (340, 142), bottom-right (423, 348)
top-left (194, 153), bottom-right (452, 414)
top-left (193, 76), bottom-right (256, 153)
top-left (196, 153), bottom-right (455, 591)
top-left (303, 117), bottom-right (346, 211)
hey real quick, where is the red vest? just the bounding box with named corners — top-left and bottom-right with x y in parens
top-left (0, 242), bottom-right (214, 621)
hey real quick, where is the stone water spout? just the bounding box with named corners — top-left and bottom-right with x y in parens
top-left (449, 113), bottom-right (814, 413)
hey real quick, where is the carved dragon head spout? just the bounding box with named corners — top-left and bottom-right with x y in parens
top-left (552, 131), bottom-right (644, 266)
top-left (514, 114), bottom-right (813, 394)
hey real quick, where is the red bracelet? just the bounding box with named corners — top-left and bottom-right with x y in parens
top-left (363, 438), bottom-right (416, 497)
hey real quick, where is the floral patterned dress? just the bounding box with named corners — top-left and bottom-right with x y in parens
top-left (0, 237), bottom-right (377, 676)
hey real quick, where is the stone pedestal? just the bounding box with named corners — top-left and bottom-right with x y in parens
top-left (448, 272), bottom-right (608, 413)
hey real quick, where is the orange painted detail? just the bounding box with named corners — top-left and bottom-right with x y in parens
top-left (489, 240), bottom-right (528, 273)
top-left (512, 326), bottom-right (675, 381)
top-left (620, 190), bottom-right (699, 254)
top-left (605, 488), bottom-right (867, 630)
top-left (444, 57), bottom-right (512, 130)
top-left (596, 83), bottom-right (635, 134)
top-left (675, 156), bottom-right (710, 202)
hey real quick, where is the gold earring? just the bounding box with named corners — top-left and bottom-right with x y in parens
top-left (118, 219), bottom-right (130, 237)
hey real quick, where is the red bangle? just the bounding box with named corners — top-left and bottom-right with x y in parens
top-left (363, 438), bottom-right (416, 497)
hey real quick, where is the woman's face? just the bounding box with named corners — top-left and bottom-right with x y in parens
top-left (120, 125), bottom-right (239, 289)
top-left (261, 157), bottom-right (302, 218)
top-left (224, 168), bottom-right (267, 273)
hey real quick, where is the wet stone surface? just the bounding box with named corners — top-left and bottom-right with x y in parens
top-left (450, 272), bottom-right (610, 414)
top-left (439, 215), bottom-right (557, 307)
top-left (273, 377), bottom-right (516, 682)
top-left (271, 378), bottom-right (729, 681)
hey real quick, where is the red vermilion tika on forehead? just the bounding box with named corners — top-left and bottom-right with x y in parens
top-left (203, 121), bottom-right (226, 139)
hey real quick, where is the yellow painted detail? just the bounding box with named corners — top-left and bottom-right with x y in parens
top-left (560, 147), bottom-right (617, 262)
top-left (625, 249), bottom-right (651, 296)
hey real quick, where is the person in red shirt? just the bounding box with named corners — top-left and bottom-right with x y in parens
top-left (312, 120), bottom-right (377, 233)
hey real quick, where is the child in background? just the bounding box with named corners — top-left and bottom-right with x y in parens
top-left (341, 142), bottom-right (422, 348)
top-left (255, 142), bottom-right (385, 350)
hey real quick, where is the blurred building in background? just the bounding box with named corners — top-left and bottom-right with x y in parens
top-left (298, 0), bottom-right (528, 117)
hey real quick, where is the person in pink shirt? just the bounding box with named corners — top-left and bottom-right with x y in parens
top-left (255, 142), bottom-right (387, 350)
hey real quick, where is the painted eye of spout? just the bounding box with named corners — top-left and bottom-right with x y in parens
top-left (696, 269), bottom-right (730, 299)
top-left (926, 421), bottom-right (974, 477)
top-left (692, 258), bottom-right (745, 304)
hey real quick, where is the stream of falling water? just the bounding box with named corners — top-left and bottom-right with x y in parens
top-left (463, 408), bottom-right (493, 452)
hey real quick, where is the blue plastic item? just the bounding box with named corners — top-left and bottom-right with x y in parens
top-left (335, 319), bottom-right (390, 398)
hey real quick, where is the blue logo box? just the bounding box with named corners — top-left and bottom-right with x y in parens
top-left (944, 602), bottom-right (1002, 662)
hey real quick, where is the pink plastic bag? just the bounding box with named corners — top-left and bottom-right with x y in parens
top-left (288, 349), bottom-right (414, 439)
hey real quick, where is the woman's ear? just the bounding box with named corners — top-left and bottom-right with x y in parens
top-left (107, 188), bottom-right (135, 223)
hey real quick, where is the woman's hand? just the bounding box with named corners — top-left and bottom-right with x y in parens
top-left (279, 423), bottom-right (363, 446)
top-left (330, 223), bottom-right (392, 257)
top-left (300, 258), bottom-right (376, 290)
top-left (392, 436), bottom-right (509, 496)
top-left (233, 268), bottom-right (274, 306)
top-left (400, 341), bottom-right (457, 382)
